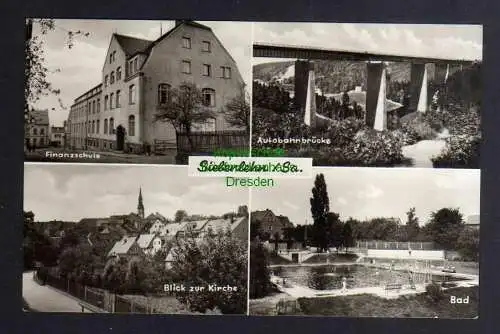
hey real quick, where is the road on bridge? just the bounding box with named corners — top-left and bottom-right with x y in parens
top-left (22, 271), bottom-right (86, 313)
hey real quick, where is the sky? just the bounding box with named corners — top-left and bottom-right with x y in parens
top-left (251, 167), bottom-right (481, 226)
top-left (30, 19), bottom-right (252, 127)
top-left (24, 163), bottom-right (249, 222)
top-left (252, 23), bottom-right (483, 65)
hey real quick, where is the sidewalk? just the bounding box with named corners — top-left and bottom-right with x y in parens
top-left (22, 271), bottom-right (86, 312)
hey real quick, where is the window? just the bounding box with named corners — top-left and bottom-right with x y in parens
top-left (202, 64), bottom-right (211, 77)
top-left (116, 67), bottom-right (121, 80)
top-left (129, 60), bottom-right (134, 75)
top-left (182, 60), bottom-right (191, 74)
top-left (109, 118), bottom-right (114, 134)
top-left (97, 98), bottom-right (100, 113)
top-left (96, 120), bottom-right (100, 134)
top-left (128, 115), bottom-right (135, 136)
top-left (105, 75), bottom-right (109, 87)
top-left (40, 128), bottom-right (45, 135)
top-left (104, 119), bottom-right (108, 134)
top-left (33, 128), bottom-right (38, 135)
top-left (129, 85), bottom-right (136, 104)
top-left (92, 100), bottom-right (96, 114)
top-left (116, 90), bottom-right (121, 108)
top-left (92, 120), bottom-right (95, 134)
top-left (158, 83), bottom-right (171, 104)
top-left (110, 71), bottom-right (115, 84)
top-left (109, 53), bottom-right (113, 64)
top-left (104, 95), bottom-right (108, 110)
top-left (182, 37), bottom-right (191, 49)
top-left (113, 51), bottom-right (116, 62)
top-left (134, 58), bottom-right (138, 72)
top-left (202, 41), bottom-right (211, 52)
top-left (221, 66), bottom-right (232, 79)
top-left (202, 88), bottom-right (216, 107)
top-left (110, 93), bottom-right (114, 109)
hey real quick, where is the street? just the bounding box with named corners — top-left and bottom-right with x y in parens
top-left (24, 147), bottom-right (176, 164)
top-left (22, 271), bottom-right (87, 312)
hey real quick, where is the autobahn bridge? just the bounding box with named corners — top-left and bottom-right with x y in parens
top-left (253, 43), bottom-right (478, 130)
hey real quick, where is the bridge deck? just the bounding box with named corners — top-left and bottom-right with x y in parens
top-left (253, 43), bottom-right (477, 65)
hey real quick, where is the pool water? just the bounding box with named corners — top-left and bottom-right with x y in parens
top-left (271, 264), bottom-right (464, 291)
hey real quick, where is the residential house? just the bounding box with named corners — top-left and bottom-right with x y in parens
top-left (465, 214), bottom-right (480, 230)
top-left (251, 209), bottom-right (294, 241)
top-left (136, 233), bottom-right (163, 256)
top-left (26, 109), bottom-right (50, 148)
top-left (67, 20), bottom-right (246, 153)
top-left (107, 236), bottom-right (144, 259)
top-left (49, 126), bottom-right (65, 147)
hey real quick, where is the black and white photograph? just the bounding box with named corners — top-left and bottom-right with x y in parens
top-left (252, 23), bottom-right (482, 168)
top-left (24, 19), bottom-right (251, 165)
top-left (249, 167), bottom-right (480, 318)
top-left (23, 163), bottom-right (249, 314)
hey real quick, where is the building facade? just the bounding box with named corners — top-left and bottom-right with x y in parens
top-left (49, 126), bottom-right (65, 147)
top-left (26, 109), bottom-right (50, 148)
top-left (67, 20), bottom-right (245, 153)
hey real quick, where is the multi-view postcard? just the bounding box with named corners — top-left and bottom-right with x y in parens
top-left (24, 19), bottom-right (481, 319)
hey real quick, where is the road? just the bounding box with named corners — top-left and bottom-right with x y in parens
top-left (22, 271), bottom-right (86, 312)
top-left (402, 139), bottom-right (446, 168)
top-left (25, 148), bottom-right (176, 164)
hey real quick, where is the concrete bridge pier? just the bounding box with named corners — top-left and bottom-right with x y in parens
top-left (365, 61), bottom-right (388, 131)
top-left (409, 63), bottom-right (429, 113)
top-left (294, 60), bottom-right (317, 127)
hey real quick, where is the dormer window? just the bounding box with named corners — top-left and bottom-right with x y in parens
top-left (182, 37), bottom-right (191, 49)
top-left (110, 71), bottom-right (115, 84)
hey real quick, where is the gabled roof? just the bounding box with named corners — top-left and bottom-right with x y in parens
top-left (136, 234), bottom-right (156, 249)
top-left (107, 236), bottom-right (137, 256)
top-left (178, 219), bottom-right (209, 233)
top-left (114, 34), bottom-right (153, 57)
top-left (276, 215), bottom-right (293, 228)
top-left (159, 222), bottom-right (182, 236)
top-left (251, 209), bottom-right (276, 222)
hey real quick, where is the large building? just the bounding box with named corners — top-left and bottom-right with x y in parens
top-left (25, 109), bottom-right (50, 148)
top-left (67, 20), bottom-right (245, 153)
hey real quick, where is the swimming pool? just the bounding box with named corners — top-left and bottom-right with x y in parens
top-left (271, 264), bottom-right (465, 290)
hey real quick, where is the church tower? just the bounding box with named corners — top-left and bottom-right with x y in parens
top-left (137, 187), bottom-right (145, 219)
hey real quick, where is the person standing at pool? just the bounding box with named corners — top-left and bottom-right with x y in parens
top-left (341, 277), bottom-right (347, 293)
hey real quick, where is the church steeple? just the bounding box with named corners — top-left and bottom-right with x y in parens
top-left (137, 187), bottom-right (144, 219)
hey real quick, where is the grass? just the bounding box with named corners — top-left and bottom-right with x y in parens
top-left (121, 294), bottom-right (221, 315)
top-left (296, 286), bottom-right (478, 318)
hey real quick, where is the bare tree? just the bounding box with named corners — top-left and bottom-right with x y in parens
top-left (155, 82), bottom-right (214, 151)
top-left (25, 19), bottom-right (89, 122)
top-left (221, 85), bottom-right (250, 134)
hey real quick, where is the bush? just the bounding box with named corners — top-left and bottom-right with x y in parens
top-left (344, 130), bottom-right (405, 166)
top-left (400, 113), bottom-right (438, 142)
top-left (432, 135), bottom-right (480, 169)
top-left (325, 117), bottom-right (365, 147)
top-left (426, 282), bottom-right (445, 302)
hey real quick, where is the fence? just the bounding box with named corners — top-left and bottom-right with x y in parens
top-left (36, 271), bottom-right (157, 314)
top-left (176, 130), bottom-right (249, 154)
top-left (153, 139), bottom-right (176, 155)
